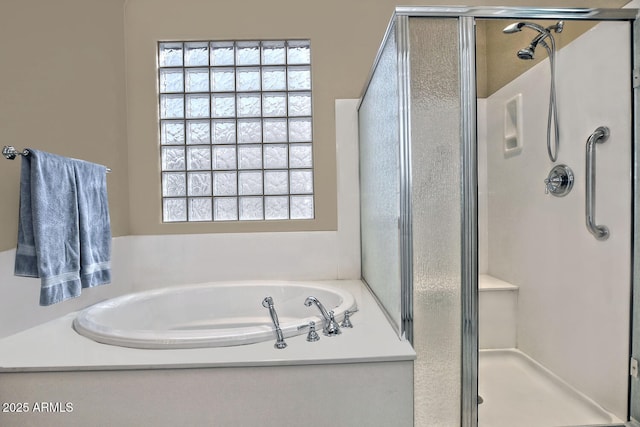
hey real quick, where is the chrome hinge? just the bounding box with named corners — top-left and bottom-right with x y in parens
top-left (634, 68), bottom-right (640, 89)
top-left (631, 357), bottom-right (639, 378)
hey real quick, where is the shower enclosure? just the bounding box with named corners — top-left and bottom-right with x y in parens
top-left (358, 6), bottom-right (640, 427)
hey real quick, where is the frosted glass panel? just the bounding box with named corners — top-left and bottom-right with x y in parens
top-left (359, 16), bottom-right (462, 427)
top-left (409, 17), bottom-right (461, 427)
top-left (358, 21), bottom-right (402, 332)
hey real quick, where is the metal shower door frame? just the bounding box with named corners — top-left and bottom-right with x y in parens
top-left (393, 6), bottom-right (639, 427)
top-left (631, 9), bottom-right (640, 427)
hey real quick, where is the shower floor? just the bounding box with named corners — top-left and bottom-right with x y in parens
top-left (478, 349), bottom-right (619, 427)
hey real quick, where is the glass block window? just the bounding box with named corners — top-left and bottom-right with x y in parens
top-left (158, 40), bottom-right (314, 222)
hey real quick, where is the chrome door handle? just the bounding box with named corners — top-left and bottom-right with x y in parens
top-left (585, 126), bottom-right (610, 241)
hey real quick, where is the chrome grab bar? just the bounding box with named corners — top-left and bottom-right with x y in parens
top-left (585, 126), bottom-right (610, 241)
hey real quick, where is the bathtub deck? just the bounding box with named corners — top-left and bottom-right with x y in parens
top-left (0, 280), bottom-right (415, 371)
top-left (479, 349), bottom-right (620, 427)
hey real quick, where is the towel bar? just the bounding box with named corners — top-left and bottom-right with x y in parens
top-left (2, 146), bottom-right (111, 173)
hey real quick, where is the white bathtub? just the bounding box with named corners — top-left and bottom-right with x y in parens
top-left (0, 280), bottom-right (415, 427)
top-left (73, 281), bottom-right (357, 349)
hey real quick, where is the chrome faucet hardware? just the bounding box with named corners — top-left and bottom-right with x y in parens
top-left (341, 310), bottom-right (353, 328)
top-left (325, 311), bottom-right (341, 336)
top-left (306, 321), bottom-right (320, 342)
top-left (262, 296), bottom-right (287, 349)
top-left (544, 164), bottom-right (574, 197)
top-left (304, 296), bottom-right (341, 336)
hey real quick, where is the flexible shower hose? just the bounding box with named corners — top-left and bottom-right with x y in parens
top-left (542, 38), bottom-right (560, 162)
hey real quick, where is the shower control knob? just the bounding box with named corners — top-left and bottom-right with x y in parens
top-left (544, 164), bottom-right (574, 197)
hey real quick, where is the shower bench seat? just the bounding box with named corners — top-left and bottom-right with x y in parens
top-left (479, 274), bottom-right (518, 349)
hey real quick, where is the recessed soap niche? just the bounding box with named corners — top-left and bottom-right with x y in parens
top-left (504, 93), bottom-right (523, 157)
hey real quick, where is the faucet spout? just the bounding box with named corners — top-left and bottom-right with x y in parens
top-left (304, 296), bottom-right (341, 336)
top-left (262, 296), bottom-right (287, 349)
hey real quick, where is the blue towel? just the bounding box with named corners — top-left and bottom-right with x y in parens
top-left (14, 149), bottom-right (111, 306)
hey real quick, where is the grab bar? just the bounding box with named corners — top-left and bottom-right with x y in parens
top-left (585, 126), bottom-right (610, 241)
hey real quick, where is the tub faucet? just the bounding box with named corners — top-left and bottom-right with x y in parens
top-left (304, 296), bottom-right (341, 336)
top-left (262, 296), bottom-right (287, 349)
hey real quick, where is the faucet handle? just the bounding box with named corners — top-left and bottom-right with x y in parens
top-left (306, 321), bottom-right (320, 342)
top-left (341, 310), bottom-right (353, 328)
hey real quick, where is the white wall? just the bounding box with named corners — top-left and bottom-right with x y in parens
top-left (0, 100), bottom-right (361, 339)
top-left (483, 21), bottom-right (631, 418)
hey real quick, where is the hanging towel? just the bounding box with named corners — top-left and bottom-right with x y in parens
top-left (14, 149), bottom-right (111, 306)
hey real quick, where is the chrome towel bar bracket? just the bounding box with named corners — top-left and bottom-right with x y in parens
top-left (2, 145), bottom-right (29, 160)
top-left (585, 126), bottom-right (609, 241)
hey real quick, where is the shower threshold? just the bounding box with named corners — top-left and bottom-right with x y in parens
top-left (478, 349), bottom-right (621, 427)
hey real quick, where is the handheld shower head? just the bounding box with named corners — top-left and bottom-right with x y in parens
top-left (502, 21), bottom-right (548, 35)
top-left (502, 22), bottom-right (524, 33)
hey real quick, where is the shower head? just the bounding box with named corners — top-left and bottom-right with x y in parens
top-left (516, 32), bottom-right (548, 60)
top-left (503, 20), bottom-right (563, 61)
top-left (517, 45), bottom-right (536, 60)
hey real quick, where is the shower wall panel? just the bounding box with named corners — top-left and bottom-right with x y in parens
top-left (484, 21), bottom-right (631, 419)
top-left (358, 22), bottom-right (402, 331)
